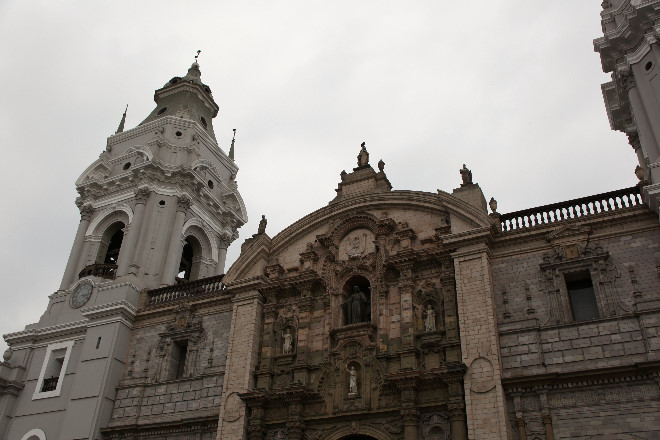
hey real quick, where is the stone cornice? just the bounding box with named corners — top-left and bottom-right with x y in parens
top-left (4, 300), bottom-right (138, 346)
top-left (81, 300), bottom-right (137, 323)
top-left (0, 376), bottom-right (24, 396)
top-left (3, 319), bottom-right (89, 345)
top-left (594, 0), bottom-right (660, 72)
top-left (502, 361), bottom-right (660, 393)
top-left (489, 204), bottom-right (656, 257)
top-left (107, 117), bottom-right (237, 174)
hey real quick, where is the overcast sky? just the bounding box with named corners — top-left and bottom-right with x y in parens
top-left (0, 2), bottom-right (636, 354)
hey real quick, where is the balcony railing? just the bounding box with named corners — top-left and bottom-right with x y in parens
top-left (78, 263), bottom-right (118, 280)
top-left (41, 376), bottom-right (59, 392)
top-left (499, 186), bottom-right (643, 232)
top-left (148, 274), bottom-right (226, 305)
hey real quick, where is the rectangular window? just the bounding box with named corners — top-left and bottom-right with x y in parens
top-left (168, 340), bottom-right (188, 380)
top-left (33, 340), bottom-right (75, 400)
top-left (565, 270), bottom-right (599, 322)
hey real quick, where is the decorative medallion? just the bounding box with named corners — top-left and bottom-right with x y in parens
top-left (224, 392), bottom-right (241, 421)
top-left (347, 234), bottom-right (366, 258)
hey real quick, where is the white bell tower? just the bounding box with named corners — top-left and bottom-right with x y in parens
top-left (0, 61), bottom-right (247, 440)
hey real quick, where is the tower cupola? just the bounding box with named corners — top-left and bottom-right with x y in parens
top-left (140, 62), bottom-right (221, 142)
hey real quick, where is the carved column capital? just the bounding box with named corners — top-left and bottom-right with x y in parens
top-left (448, 403), bottom-right (466, 421)
top-left (177, 195), bottom-right (192, 212)
top-left (135, 186), bottom-right (151, 205)
top-left (620, 70), bottom-right (637, 92)
top-left (218, 233), bottom-right (233, 250)
top-left (79, 204), bottom-right (95, 221)
top-left (400, 408), bottom-right (418, 424)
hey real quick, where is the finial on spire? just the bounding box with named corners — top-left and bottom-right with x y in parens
top-left (195, 50), bottom-right (201, 62)
top-left (229, 129), bottom-right (237, 160)
top-left (115, 104), bottom-right (128, 134)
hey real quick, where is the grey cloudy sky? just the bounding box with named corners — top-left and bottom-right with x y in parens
top-left (0, 2), bottom-right (635, 354)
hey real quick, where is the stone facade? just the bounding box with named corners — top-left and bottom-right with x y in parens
top-left (3, 4), bottom-right (660, 439)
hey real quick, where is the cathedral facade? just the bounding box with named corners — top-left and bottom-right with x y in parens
top-left (2, 2), bottom-right (660, 440)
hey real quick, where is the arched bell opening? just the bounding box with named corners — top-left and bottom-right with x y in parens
top-left (341, 275), bottom-right (371, 325)
top-left (177, 235), bottom-right (203, 282)
top-left (96, 221), bottom-right (125, 265)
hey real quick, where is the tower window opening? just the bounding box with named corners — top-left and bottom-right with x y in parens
top-left (178, 239), bottom-right (194, 281)
top-left (123, 162), bottom-right (131, 170)
top-left (645, 61), bottom-right (654, 72)
top-left (200, 116), bottom-right (207, 128)
top-left (565, 270), bottom-right (599, 322)
top-left (208, 180), bottom-right (214, 189)
top-left (159, 200), bottom-right (166, 206)
top-left (177, 236), bottom-right (203, 282)
top-left (175, 131), bottom-right (183, 137)
top-left (157, 107), bottom-right (168, 115)
top-left (102, 224), bottom-right (124, 265)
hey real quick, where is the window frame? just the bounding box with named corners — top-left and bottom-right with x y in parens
top-left (32, 340), bottom-right (75, 400)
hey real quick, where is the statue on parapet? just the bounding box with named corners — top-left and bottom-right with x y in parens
top-left (258, 215), bottom-right (267, 234)
top-left (357, 142), bottom-right (369, 168)
top-left (460, 164), bottom-right (473, 186)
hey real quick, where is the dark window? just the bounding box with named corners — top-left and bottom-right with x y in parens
top-left (104, 227), bottom-right (124, 264)
top-left (565, 270), bottom-right (599, 321)
top-left (174, 341), bottom-right (188, 379)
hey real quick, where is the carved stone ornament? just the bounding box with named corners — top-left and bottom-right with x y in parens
top-left (347, 234), bottom-right (366, 258)
top-left (135, 186), bottom-right (151, 204)
top-left (177, 194), bottom-right (192, 212)
top-left (224, 392), bottom-right (242, 422)
top-left (80, 204), bottom-right (95, 221)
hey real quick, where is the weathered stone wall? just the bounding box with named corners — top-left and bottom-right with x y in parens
top-left (491, 208), bottom-right (660, 439)
top-left (104, 295), bottom-right (233, 438)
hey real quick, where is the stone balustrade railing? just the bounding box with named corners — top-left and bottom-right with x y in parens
top-left (148, 274), bottom-right (226, 305)
top-left (499, 186), bottom-right (642, 232)
top-left (79, 263), bottom-right (118, 280)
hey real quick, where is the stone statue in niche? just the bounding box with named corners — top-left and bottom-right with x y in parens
top-left (424, 304), bottom-right (436, 332)
top-left (343, 286), bottom-right (369, 324)
top-left (282, 328), bottom-right (293, 354)
top-left (346, 364), bottom-right (358, 396)
top-left (460, 164), bottom-right (473, 186)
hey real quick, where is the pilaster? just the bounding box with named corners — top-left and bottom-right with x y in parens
top-left (216, 286), bottom-right (264, 440)
top-left (451, 241), bottom-right (510, 440)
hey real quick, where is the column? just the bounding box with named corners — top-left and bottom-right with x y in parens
top-left (449, 403), bottom-right (468, 440)
top-left (397, 261), bottom-right (416, 369)
top-left (116, 187), bottom-right (150, 277)
top-left (542, 415), bottom-right (555, 440)
top-left (401, 409), bottom-right (418, 440)
top-left (160, 196), bottom-right (191, 286)
top-left (628, 131), bottom-right (648, 178)
top-left (451, 240), bottom-right (510, 440)
top-left (215, 233), bottom-right (232, 276)
top-left (59, 205), bottom-right (94, 289)
top-left (623, 72), bottom-right (660, 166)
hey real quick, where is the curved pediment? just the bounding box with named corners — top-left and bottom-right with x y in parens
top-left (226, 190), bottom-right (493, 282)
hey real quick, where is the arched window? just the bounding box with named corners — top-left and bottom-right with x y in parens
top-left (177, 236), bottom-right (203, 282)
top-left (96, 221), bottom-right (125, 265)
